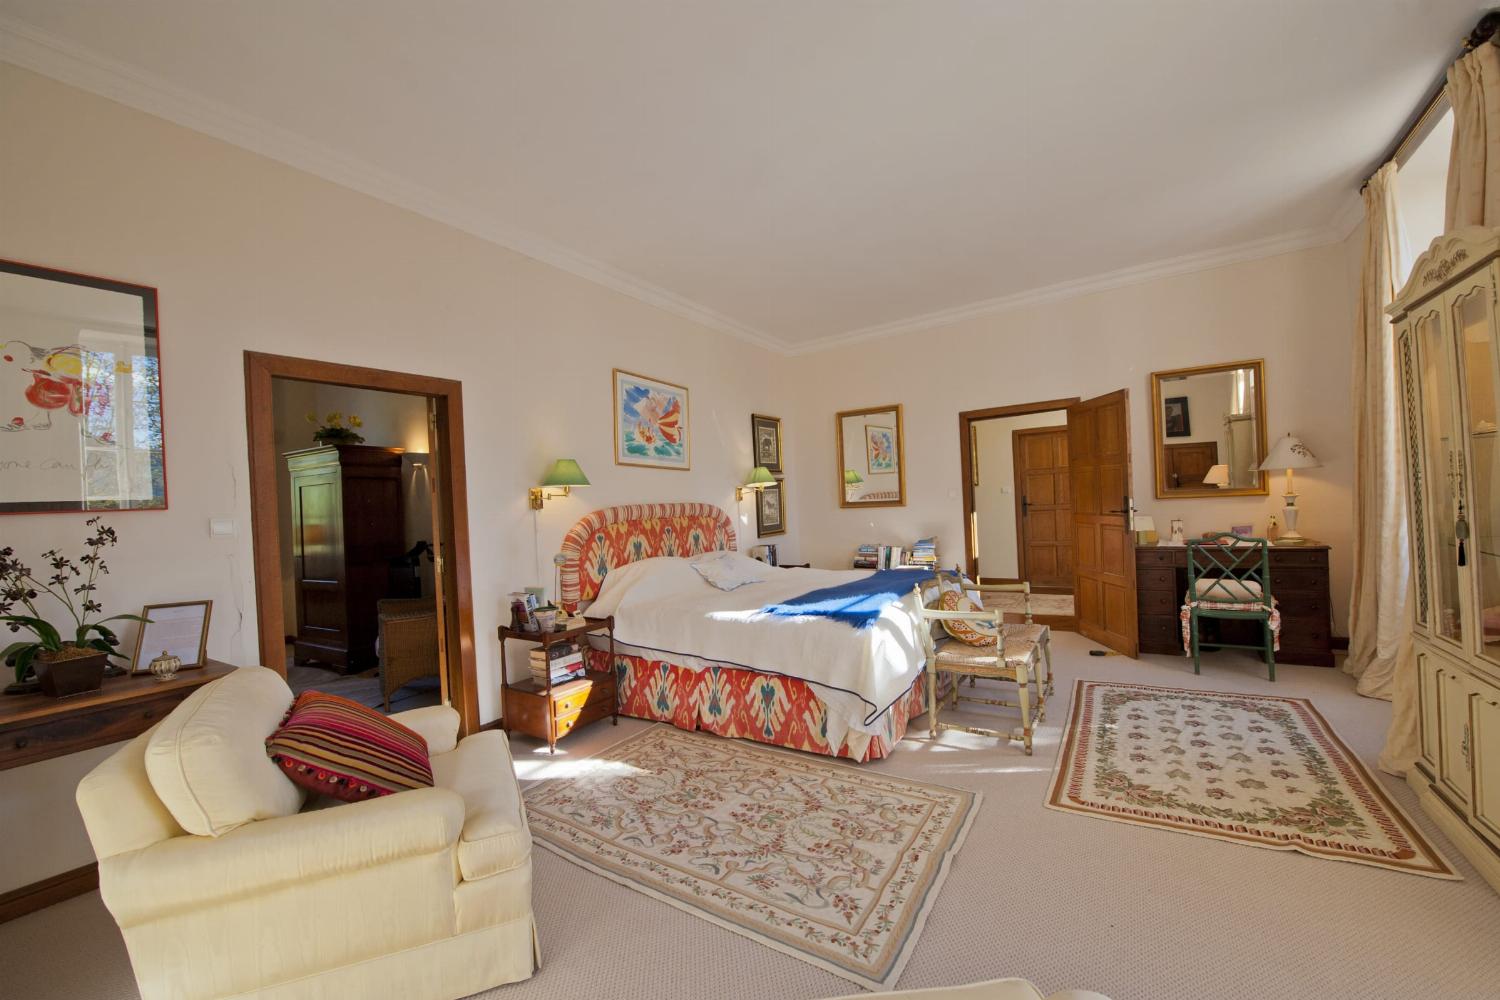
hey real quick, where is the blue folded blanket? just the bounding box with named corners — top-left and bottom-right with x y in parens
top-left (761, 568), bottom-right (931, 629)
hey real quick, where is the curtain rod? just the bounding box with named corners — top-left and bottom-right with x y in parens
top-left (1361, 10), bottom-right (1500, 192)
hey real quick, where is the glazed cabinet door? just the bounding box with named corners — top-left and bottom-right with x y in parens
top-left (1397, 328), bottom-right (1433, 634)
top-left (1470, 681), bottom-right (1500, 848)
top-left (1438, 665), bottom-right (1474, 807)
top-left (1416, 647), bottom-right (1443, 776)
top-left (1413, 298), bottom-right (1468, 653)
top-left (1450, 264), bottom-right (1500, 669)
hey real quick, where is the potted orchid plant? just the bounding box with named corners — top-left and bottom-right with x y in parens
top-left (1, 518), bottom-right (150, 697)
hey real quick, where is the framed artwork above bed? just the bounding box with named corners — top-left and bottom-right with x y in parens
top-left (613, 368), bottom-right (689, 470)
top-left (0, 259), bottom-right (167, 513)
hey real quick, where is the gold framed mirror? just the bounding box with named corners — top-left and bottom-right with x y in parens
top-left (836, 404), bottom-right (906, 507)
top-left (1150, 359), bottom-right (1268, 498)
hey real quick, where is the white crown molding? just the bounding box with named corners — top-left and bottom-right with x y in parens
top-left (1, 13), bottom-right (1366, 362)
top-left (786, 220), bottom-right (1353, 356)
top-left (0, 15), bottom-right (791, 356)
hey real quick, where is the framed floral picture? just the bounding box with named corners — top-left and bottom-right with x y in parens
top-left (613, 368), bottom-right (689, 470)
top-left (751, 413), bottom-right (782, 474)
top-left (0, 259), bottom-right (167, 513)
top-left (756, 479), bottom-right (785, 536)
top-left (865, 424), bottom-right (898, 474)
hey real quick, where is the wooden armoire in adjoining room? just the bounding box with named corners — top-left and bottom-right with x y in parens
top-left (286, 444), bottom-right (406, 672)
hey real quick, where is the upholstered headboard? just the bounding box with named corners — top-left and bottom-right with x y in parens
top-left (558, 503), bottom-right (737, 610)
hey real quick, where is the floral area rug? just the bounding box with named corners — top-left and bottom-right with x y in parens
top-left (523, 725), bottom-right (980, 990)
top-left (1046, 680), bottom-right (1458, 879)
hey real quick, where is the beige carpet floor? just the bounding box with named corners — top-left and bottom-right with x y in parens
top-left (5, 633), bottom-right (1500, 1000)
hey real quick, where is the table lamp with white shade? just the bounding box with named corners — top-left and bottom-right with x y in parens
top-left (1202, 464), bottom-right (1230, 489)
top-left (1259, 434), bottom-right (1321, 545)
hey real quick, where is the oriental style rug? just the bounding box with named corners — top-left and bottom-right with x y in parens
top-left (1047, 680), bottom-right (1458, 879)
top-left (523, 725), bottom-right (979, 990)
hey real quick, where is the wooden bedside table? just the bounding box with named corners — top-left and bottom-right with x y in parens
top-left (498, 617), bottom-right (616, 753)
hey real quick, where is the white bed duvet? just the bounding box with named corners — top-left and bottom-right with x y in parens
top-left (584, 557), bottom-right (932, 747)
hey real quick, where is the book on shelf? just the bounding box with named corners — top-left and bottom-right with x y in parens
top-left (528, 642), bottom-right (579, 662)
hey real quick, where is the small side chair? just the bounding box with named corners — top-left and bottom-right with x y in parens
top-left (913, 582), bottom-right (1036, 754)
top-left (1182, 532), bottom-right (1278, 680)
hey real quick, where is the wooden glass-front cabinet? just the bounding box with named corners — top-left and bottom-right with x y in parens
top-left (1392, 228), bottom-right (1500, 891)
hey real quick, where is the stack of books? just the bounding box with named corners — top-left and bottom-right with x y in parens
top-left (529, 642), bottom-right (585, 686)
top-left (854, 543), bottom-right (880, 569)
top-left (905, 538), bottom-right (938, 569)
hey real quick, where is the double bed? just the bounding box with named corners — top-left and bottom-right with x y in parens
top-left (558, 503), bottom-right (936, 761)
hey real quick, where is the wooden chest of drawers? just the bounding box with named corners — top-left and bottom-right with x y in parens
top-left (1135, 544), bottom-right (1335, 667)
top-left (502, 672), bottom-right (617, 749)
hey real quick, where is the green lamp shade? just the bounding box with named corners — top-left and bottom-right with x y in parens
top-left (745, 466), bottom-right (776, 488)
top-left (844, 469), bottom-right (864, 485)
top-left (541, 459), bottom-right (590, 488)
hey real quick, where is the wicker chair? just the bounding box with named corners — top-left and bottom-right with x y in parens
top-left (914, 583), bottom-right (1037, 754)
top-left (376, 598), bottom-right (440, 711)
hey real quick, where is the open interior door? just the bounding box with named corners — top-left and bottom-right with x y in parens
top-left (425, 400), bottom-right (451, 706)
top-left (1068, 389), bottom-right (1138, 657)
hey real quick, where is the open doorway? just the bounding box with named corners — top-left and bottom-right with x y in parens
top-left (959, 397), bottom-right (1080, 626)
top-left (245, 353), bottom-right (480, 734)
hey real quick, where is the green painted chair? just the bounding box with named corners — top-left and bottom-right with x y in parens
top-left (1184, 532), bottom-right (1276, 680)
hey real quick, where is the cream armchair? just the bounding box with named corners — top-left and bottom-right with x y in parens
top-left (76, 667), bottom-right (537, 1000)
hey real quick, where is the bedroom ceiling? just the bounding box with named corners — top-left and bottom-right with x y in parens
top-left (0, 1), bottom-right (1483, 352)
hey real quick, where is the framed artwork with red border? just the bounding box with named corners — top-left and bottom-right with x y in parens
top-left (0, 259), bottom-right (167, 513)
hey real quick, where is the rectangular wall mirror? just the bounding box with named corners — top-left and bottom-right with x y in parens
top-left (836, 404), bottom-right (906, 507)
top-left (1150, 359), bottom-right (1268, 498)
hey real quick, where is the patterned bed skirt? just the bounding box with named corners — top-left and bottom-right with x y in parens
top-left (583, 646), bottom-right (930, 762)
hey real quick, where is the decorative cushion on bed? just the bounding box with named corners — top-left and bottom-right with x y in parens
top-left (265, 691), bottom-right (434, 802)
top-left (936, 590), bottom-right (998, 647)
top-left (689, 550), bottom-right (769, 591)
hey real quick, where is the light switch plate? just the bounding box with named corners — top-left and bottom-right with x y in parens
top-left (209, 518), bottom-right (236, 537)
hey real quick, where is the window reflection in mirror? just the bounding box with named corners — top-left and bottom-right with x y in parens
top-left (1151, 360), bottom-right (1268, 498)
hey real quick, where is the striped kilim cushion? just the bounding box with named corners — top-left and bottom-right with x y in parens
top-left (265, 691), bottom-right (433, 802)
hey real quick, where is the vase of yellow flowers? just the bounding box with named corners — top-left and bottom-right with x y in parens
top-left (309, 411), bottom-right (365, 446)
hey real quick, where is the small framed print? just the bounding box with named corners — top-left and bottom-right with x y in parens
top-left (130, 600), bottom-right (212, 673)
top-left (756, 479), bottom-right (786, 537)
top-left (751, 413), bottom-right (782, 474)
top-left (1163, 396), bottom-right (1191, 438)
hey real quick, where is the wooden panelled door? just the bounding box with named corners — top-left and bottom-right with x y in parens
top-left (1068, 389), bottom-right (1138, 656)
top-left (1012, 426), bottom-right (1073, 588)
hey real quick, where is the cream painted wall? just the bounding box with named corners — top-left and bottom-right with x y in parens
top-left (786, 236), bottom-right (1360, 636)
top-left (0, 66), bottom-right (796, 894)
top-left (972, 409), bottom-right (1068, 579)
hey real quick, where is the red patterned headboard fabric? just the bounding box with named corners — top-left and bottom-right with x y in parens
top-left (559, 503), bottom-right (737, 610)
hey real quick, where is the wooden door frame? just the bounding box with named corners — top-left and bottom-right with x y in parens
top-left (244, 351), bottom-right (480, 736)
top-left (959, 397), bottom-right (1080, 582)
top-left (1011, 424), bottom-right (1071, 589)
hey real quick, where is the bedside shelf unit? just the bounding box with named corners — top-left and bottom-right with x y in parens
top-left (498, 618), bottom-right (616, 753)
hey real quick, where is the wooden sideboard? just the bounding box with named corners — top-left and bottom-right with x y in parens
top-left (1136, 544), bottom-right (1334, 667)
top-left (0, 661), bottom-right (236, 771)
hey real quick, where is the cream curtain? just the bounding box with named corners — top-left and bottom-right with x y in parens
top-left (1447, 42), bottom-right (1500, 229)
top-left (1347, 163), bottom-right (1417, 776)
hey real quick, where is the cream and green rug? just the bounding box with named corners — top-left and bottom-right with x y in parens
top-left (1047, 679), bottom-right (1458, 879)
top-left (523, 726), bottom-right (979, 990)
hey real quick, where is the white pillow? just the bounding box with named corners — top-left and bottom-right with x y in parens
top-left (144, 666), bottom-right (306, 837)
top-left (689, 550), bottom-right (769, 591)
